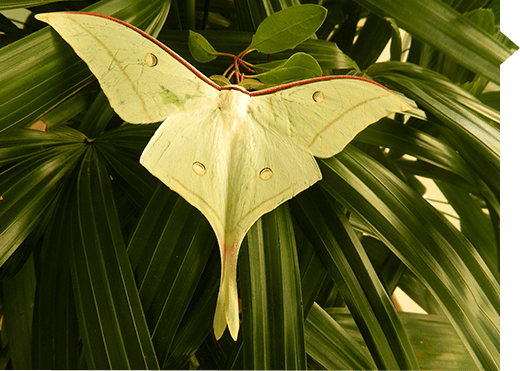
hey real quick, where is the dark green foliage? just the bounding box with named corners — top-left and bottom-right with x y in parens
top-left (0, 0), bottom-right (505, 369)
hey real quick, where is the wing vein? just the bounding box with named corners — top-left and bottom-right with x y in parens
top-left (306, 94), bottom-right (389, 151)
top-left (68, 17), bottom-right (151, 120)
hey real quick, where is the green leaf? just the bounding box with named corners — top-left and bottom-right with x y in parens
top-left (159, 30), bottom-right (357, 76)
top-left (436, 9), bottom-right (497, 83)
top-left (70, 149), bottom-right (159, 369)
top-left (0, 0), bottom-right (501, 368)
top-left (0, 143), bottom-right (84, 266)
top-left (305, 303), bottom-right (376, 370)
top-left (465, 8), bottom-right (496, 36)
top-left (329, 308), bottom-right (479, 370)
top-left (32, 184), bottom-right (79, 369)
top-left (355, 118), bottom-right (475, 183)
top-left (76, 91), bottom-right (115, 138)
top-left (209, 74), bottom-right (232, 86)
top-left (0, 0), bottom-right (170, 133)
top-left (97, 125), bottom-right (159, 208)
top-left (126, 184), bottom-right (215, 366)
top-left (292, 187), bottom-right (419, 370)
top-left (369, 62), bottom-right (500, 218)
top-left (39, 91), bottom-right (94, 130)
top-left (296, 235), bottom-right (328, 318)
top-left (188, 31), bottom-right (220, 63)
top-left (350, 12), bottom-right (393, 70)
top-left (0, 0), bottom-right (61, 10)
top-left (386, 17), bottom-right (403, 62)
top-left (436, 182), bottom-right (498, 279)
top-left (351, 0), bottom-right (510, 84)
top-left (248, 4), bottom-right (327, 54)
top-left (162, 253), bottom-right (220, 369)
top-left (254, 52), bottom-right (322, 84)
top-left (368, 62), bottom-right (499, 163)
top-left (2, 255), bottom-right (36, 370)
top-left (240, 205), bottom-right (306, 369)
top-left (319, 145), bottom-right (499, 371)
top-left (0, 126), bottom-right (85, 167)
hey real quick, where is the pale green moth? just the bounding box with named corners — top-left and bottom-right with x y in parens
top-left (36, 12), bottom-right (413, 341)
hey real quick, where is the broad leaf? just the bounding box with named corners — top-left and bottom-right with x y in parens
top-left (248, 4), bottom-right (327, 54)
top-left (254, 52), bottom-right (322, 83)
top-left (188, 31), bottom-right (220, 63)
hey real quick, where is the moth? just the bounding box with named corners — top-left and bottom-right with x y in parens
top-left (36, 12), bottom-right (412, 340)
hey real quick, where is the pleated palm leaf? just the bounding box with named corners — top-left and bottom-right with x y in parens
top-left (0, 0), bottom-right (505, 370)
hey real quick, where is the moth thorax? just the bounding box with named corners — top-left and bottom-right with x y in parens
top-left (218, 89), bottom-right (250, 116)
